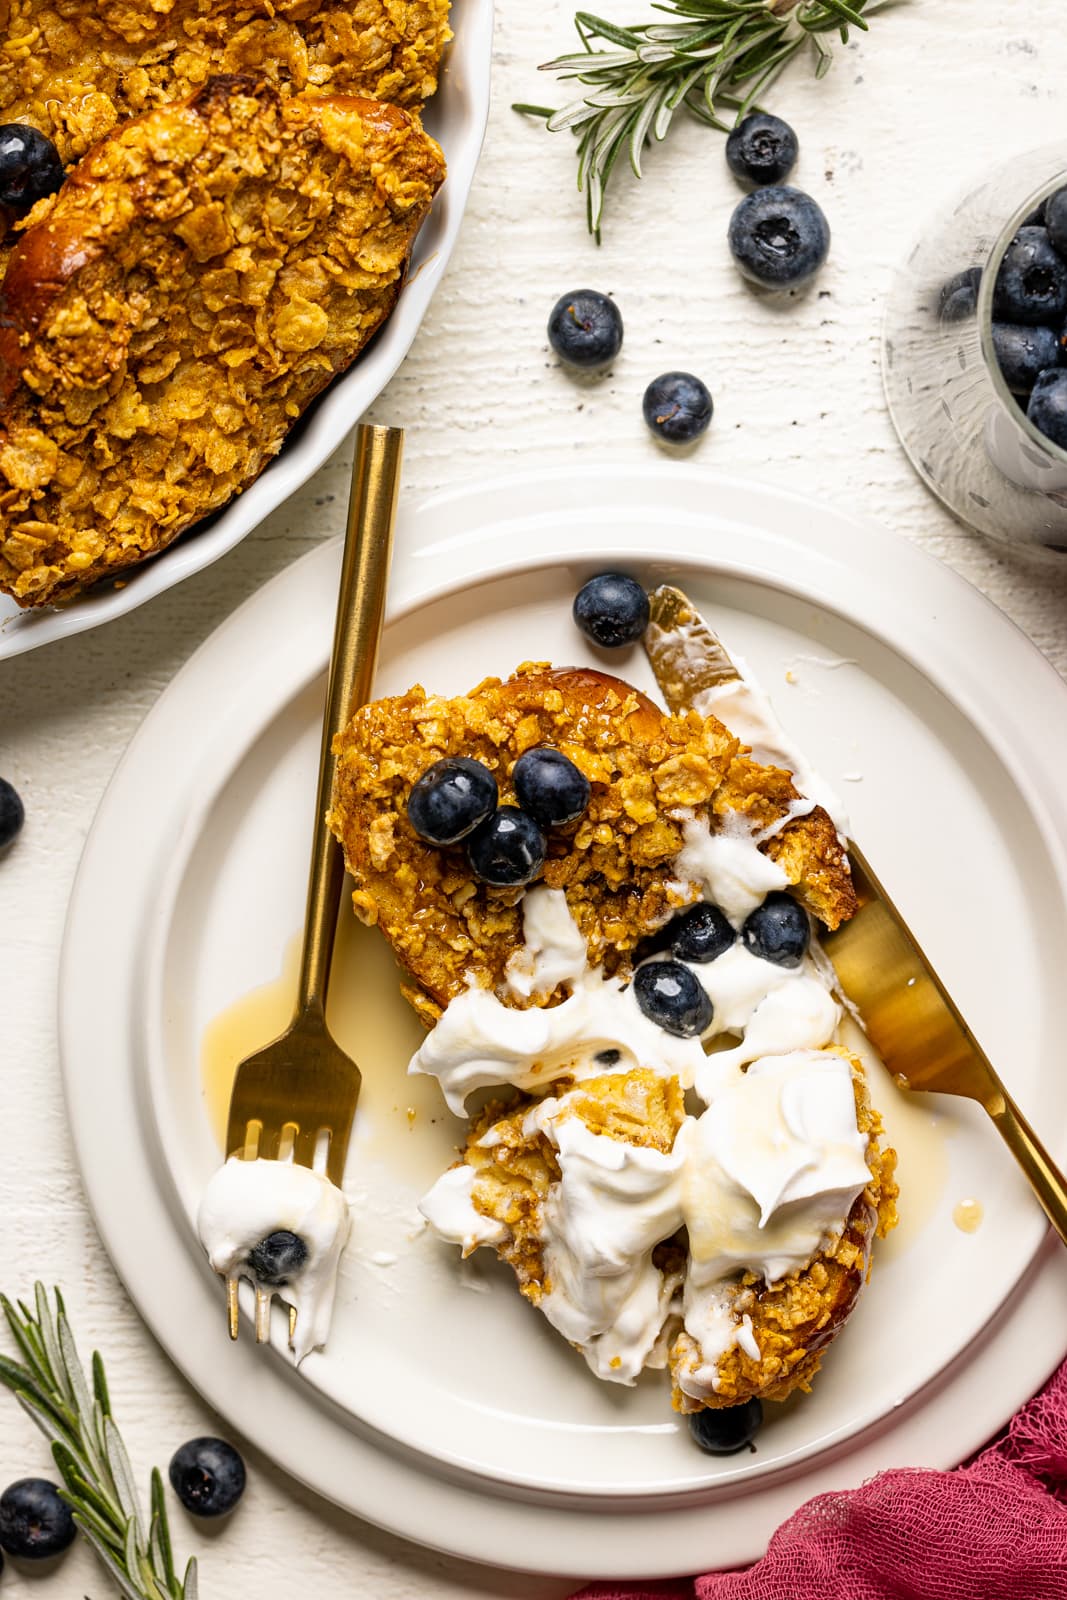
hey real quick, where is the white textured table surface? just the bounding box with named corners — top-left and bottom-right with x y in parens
top-left (3, 3), bottom-right (1067, 1595)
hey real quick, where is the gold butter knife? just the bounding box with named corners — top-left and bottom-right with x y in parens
top-left (644, 583), bottom-right (1067, 1246)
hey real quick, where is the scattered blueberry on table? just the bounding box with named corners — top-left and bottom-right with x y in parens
top-left (169, 1438), bottom-right (246, 1518)
top-left (742, 892), bottom-right (810, 968)
top-left (407, 756), bottom-right (498, 845)
top-left (0, 125), bottom-right (64, 210)
top-left (573, 572), bottom-right (649, 648)
top-left (0, 1478), bottom-right (76, 1560)
top-left (728, 186), bottom-right (830, 290)
top-left (992, 226), bottom-right (1067, 325)
top-left (1027, 368), bottom-right (1067, 451)
top-left (513, 747), bottom-right (590, 828)
top-left (0, 779), bottom-right (23, 851)
top-left (247, 1230), bottom-right (308, 1287)
top-left (668, 902), bottom-right (736, 965)
top-left (725, 112), bottom-right (798, 188)
top-left (633, 959), bottom-right (713, 1038)
top-left (991, 324), bottom-right (1060, 396)
top-left (688, 1399), bottom-right (763, 1455)
top-left (466, 805), bottom-right (546, 887)
top-left (642, 372), bottom-right (713, 446)
top-left (937, 266), bottom-right (982, 323)
top-left (547, 289), bottom-right (623, 370)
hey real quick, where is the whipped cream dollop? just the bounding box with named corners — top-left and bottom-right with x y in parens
top-left (410, 890), bottom-right (705, 1114)
top-left (671, 811), bottom-right (789, 926)
top-left (690, 658), bottom-right (849, 839)
top-left (420, 1048), bottom-right (869, 1386)
top-left (417, 1162), bottom-right (508, 1254)
top-left (521, 1093), bottom-right (686, 1383)
top-left (197, 1158), bottom-right (350, 1362)
top-left (678, 1050), bottom-right (870, 1400)
top-left (505, 886), bottom-right (588, 1000)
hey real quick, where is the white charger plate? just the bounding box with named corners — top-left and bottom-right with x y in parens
top-left (0, 0), bottom-right (493, 661)
top-left (60, 467), bottom-right (1067, 1577)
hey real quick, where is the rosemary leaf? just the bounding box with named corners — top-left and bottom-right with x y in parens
top-left (0, 1285), bottom-right (194, 1600)
top-left (515, 0), bottom-right (907, 234)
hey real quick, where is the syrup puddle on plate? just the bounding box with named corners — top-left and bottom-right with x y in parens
top-left (201, 907), bottom-right (457, 1186)
top-left (953, 1198), bottom-right (984, 1234)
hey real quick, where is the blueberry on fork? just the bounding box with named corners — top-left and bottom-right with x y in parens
top-left (247, 1230), bottom-right (308, 1287)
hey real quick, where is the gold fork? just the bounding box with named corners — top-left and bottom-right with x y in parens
top-left (645, 583), bottom-right (1067, 1246)
top-left (223, 422), bottom-right (403, 1348)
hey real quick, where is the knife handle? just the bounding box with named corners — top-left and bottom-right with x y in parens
top-left (988, 1089), bottom-right (1067, 1246)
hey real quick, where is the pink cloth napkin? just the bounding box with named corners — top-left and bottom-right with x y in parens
top-left (572, 1356), bottom-right (1067, 1600)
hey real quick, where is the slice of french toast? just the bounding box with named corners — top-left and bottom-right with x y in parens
top-left (0, 0), bottom-right (452, 163)
top-left (428, 1058), bottom-right (897, 1406)
top-left (328, 662), bottom-right (856, 1019)
top-left (0, 77), bottom-right (445, 607)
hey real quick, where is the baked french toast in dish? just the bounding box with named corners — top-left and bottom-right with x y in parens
top-left (0, 77), bottom-right (444, 607)
top-left (328, 634), bottom-right (898, 1421)
top-left (0, 0), bottom-right (451, 163)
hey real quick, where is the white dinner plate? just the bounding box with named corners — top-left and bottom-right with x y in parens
top-left (0, 0), bottom-right (493, 661)
top-left (60, 467), bottom-right (1067, 1577)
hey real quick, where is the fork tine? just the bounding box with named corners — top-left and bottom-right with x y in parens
top-left (288, 1305), bottom-right (298, 1350)
top-left (255, 1287), bottom-right (272, 1343)
top-left (294, 1123), bottom-right (320, 1171)
top-left (227, 1277), bottom-right (239, 1341)
top-left (258, 1122), bottom-right (283, 1163)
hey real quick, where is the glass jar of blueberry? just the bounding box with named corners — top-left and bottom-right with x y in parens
top-left (883, 144), bottom-right (1067, 557)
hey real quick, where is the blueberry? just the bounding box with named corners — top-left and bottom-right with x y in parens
top-left (466, 806), bottom-right (545, 887)
top-left (992, 323), bottom-right (1060, 395)
top-left (993, 227), bottom-right (1067, 326)
top-left (725, 112), bottom-right (798, 187)
top-left (512, 746), bottom-right (590, 829)
top-left (642, 372), bottom-right (713, 446)
top-left (169, 1438), bottom-right (246, 1518)
top-left (0, 1478), bottom-right (76, 1560)
top-left (728, 186), bottom-right (830, 290)
top-left (0, 778), bottom-right (24, 850)
top-left (0, 125), bottom-right (64, 210)
top-left (573, 572), bottom-right (649, 648)
top-left (407, 756), bottom-right (497, 846)
top-left (937, 267), bottom-right (982, 323)
top-left (742, 891), bottom-right (810, 968)
top-left (1027, 367), bottom-right (1067, 450)
top-left (547, 290), bottom-right (623, 370)
top-left (247, 1229), bottom-right (308, 1287)
top-left (669, 902), bottom-right (735, 964)
top-left (688, 1399), bottom-right (763, 1455)
top-left (1046, 188), bottom-right (1067, 257)
top-left (633, 960), bottom-right (712, 1037)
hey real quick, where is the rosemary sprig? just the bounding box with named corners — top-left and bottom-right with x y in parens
top-left (515, 0), bottom-right (904, 236)
top-left (0, 1284), bottom-right (197, 1600)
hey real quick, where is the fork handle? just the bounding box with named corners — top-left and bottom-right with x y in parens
top-left (988, 1087), bottom-right (1067, 1247)
top-left (295, 424), bottom-right (404, 1019)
